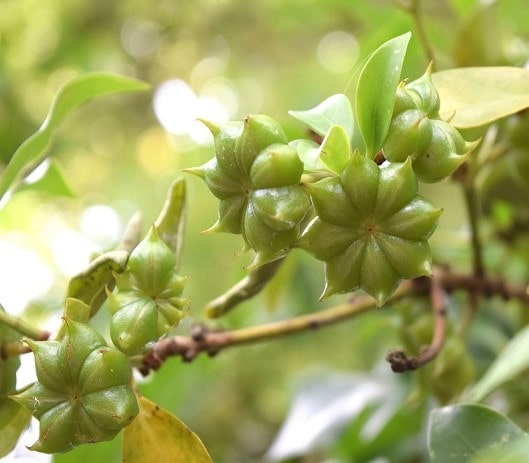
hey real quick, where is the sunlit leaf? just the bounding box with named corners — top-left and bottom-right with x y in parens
top-left (122, 395), bottom-right (212, 463)
top-left (0, 72), bottom-right (150, 202)
top-left (16, 160), bottom-right (75, 198)
top-left (428, 403), bottom-right (528, 463)
top-left (67, 250), bottom-right (129, 316)
top-left (289, 94), bottom-right (354, 140)
top-left (470, 435), bottom-right (529, 463)
top-left (466, 324), bottom-right (529, 402)
top-left (290, 139), bottom-right (325, 172)
top-left (355, 32), bottom-right (411, 158)
top-left (0, 399), bottom-right (32, 457)
top-left (432, 67), bottom-right (529, 128)
top-left (154, 177), bottom-right (186, 268)
top-left (266, 371), bottom-right (393, 461)
top-left (454, 1), bottom-right (507, 67)
top-left (318, 125), bottom-right (351, 175)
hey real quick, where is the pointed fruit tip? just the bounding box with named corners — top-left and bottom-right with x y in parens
top-left (201, 221), bottom-right (224, 235)
top-left (182, 166), bottom-right (207, 180)
top-left (197, 118), bottom-right (219, 135)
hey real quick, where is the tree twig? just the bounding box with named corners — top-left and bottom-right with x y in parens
top-left (0, 304), bottom-right (50, 341)
top-left (386, 271), bottom-right (446, 372)
top-left (140, 281), bottom-right (415, 374)
top-left (140, 270), bottom-right (529, 375)
top-left (0, 341), bottom-right (32, 359)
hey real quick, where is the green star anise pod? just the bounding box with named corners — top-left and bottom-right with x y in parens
top-left (108, 225), bottom-right (189, 356)
top-left (299, 152), bottom-right (442, 305)
top-left (10, 318), bottom-right (138, 453)
top-left (186, 115), bottom-right (311, 269)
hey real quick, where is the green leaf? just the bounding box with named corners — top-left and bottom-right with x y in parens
top-left (16, 160), bottom-right (75, 198)
top-left (154, 177), bottom-right (186, 268)
top-left (432, 67), bottom-right (529, 128)
top-left (67, 250), bottom-right (129, 316)
top-left (0, 72), bottom-right (150, 202)
top-left (0, 307), bottom-right (29, 458)
top-left (122, 395), bottom-right (213, 463)
top-left (266, 371), bottom-right (393, 461)
top-left (355, 32), bottom-right (411, 158)
top-left (0, 399), bottom-right (32, 458)
top-left (319, 125), bottom-right (351, 175)
top-left (289, 139), bottom-right (325, 172)
top-left (466, 324), bottom-right (529, 402)
top-left (428, 403), bottom-right (528, 463)
top-left (470, 435), bottom-right (529, 463)
top-left (289, 94), bottom-right (354, 140)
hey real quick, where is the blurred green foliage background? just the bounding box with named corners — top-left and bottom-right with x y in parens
top-left (2, 0), bottom-right (529, 462)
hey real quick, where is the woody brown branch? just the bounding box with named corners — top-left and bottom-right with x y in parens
top-left (140, 271), bottom-right (529, 375)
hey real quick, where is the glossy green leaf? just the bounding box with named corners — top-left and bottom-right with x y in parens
top-left (67, 250), bottom-right (129, 316)
top-left (428, 403), bottom-right (528, 462)
top-left (16, 160), bottom-right (75, 198)
top-left (122, 395), bottom-right (213, 463)
top-left (154, 177), bottom-right (186, 268)
top-left (432, 67), bottom-right (529, 128)
top-left (355, 32), bottom-right (411, 158)
top-left (0, 399), bottom-right (32, 457)
top-left (289, 139), bottom-right (325, 172)
top-left (466, 324), bottom-right (529, 402)
top-left (319, 125), bottom-right (351, 175)
top-left (0, 307), bottom-right (29, 458)
top-left (267, 371), bottom-right (393, 461)
top-left (470, 435), bottom-right (529, 463)
top-left (289, 94), bottom-right (354, 140)
top-left (0, 72), bottom-right (149, 202)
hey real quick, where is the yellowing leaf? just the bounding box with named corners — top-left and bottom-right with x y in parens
top-left (122, 395), bottom-right (213, 463)
top-left (432, 67), bottom-right (529, 128)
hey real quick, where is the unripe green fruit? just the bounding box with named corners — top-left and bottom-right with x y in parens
top-left (405, 68), bottom-right (440, 118)
top-left (429, 337), bottom-right (475, 404)
top-left (392, 84), bottom-right (418, 116)
top-left (413, 120), bottom-right (476, 183)
top-left (10, 319), bottom-right (138, 453)
top-left (250, 144), bottom-right (303, 189)
top-left (236, 114), bottom-right (289, 175)
top-left (505, 111), bottom-right (529, 149)
top-left (188, 115), bottom-right (311, 269)
top-left (383, 109), bottom-right (433, 162)
top-left (299, 152), bottom-right (442, 305)
top-left (109, 226), bottom-right (188, 356)
top-left (481, 149), bottom-right (529, 218)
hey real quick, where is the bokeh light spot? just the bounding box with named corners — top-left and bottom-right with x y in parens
top-left (0, 233), bottom-right (53, 315)
top-left (317, 31), bottom-right (359, 74)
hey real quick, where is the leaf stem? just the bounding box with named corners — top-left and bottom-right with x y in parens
top-left (0, 304), bottom-right (50, 341)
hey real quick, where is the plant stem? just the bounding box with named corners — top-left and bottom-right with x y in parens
top-left (140, 270), bottom-right (529, 375)
top-left (1, 341), bottom-right (31, 358)
top-left (386, 272), bottom-right (446, 372)
top-left (141, 282), bottom-right (415, 374)
top-left (401, 0), bottom-right (436, 68)
top-left (205, 257), bottom-right (286, 318)
top-left (0, 305), bottom-right (50, 340)
top-left (463, 183), bottom-right (484, 279)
